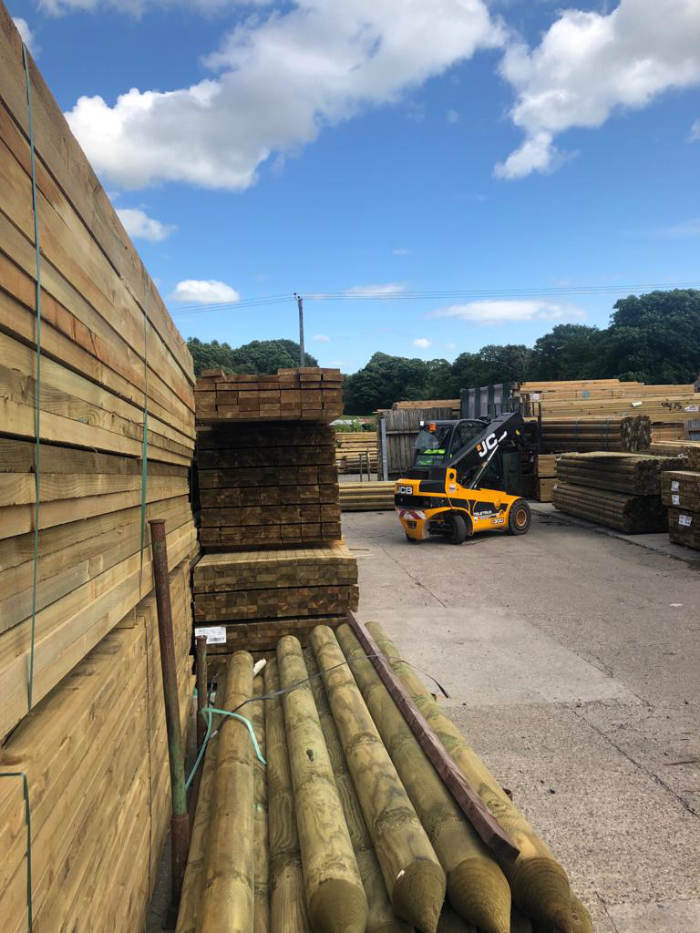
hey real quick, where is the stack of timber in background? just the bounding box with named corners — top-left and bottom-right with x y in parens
top-left (196, 421), bottom-right (341, 548)
top-left (177, 624), bottom-right (592, 933)
top-left (533, 415), bottom-right (651, 453)
top-left (0, 7), bottom-right (197, 745)
top-left (516, 380), bottom-right (697, 444)
top-left (340, 480), bottom-right (396, 511)
top-left (335, 430), bottom-right (379, 474)
top-left (533, 454), bottom-right (558, 502)
top-left (552, 452), bottom-right (684, 533)
top-left (195, 367), bottom-right (343, 422)
top-left (0, 547), bottom-right (194, 931)
top-left (377, 406), bottom-right (455, 479)
top-left (661, 443), bottom-right (700, 550)
top-left (392, 398), bottom-right (461, 417)
top-left (192, 542), bottom-right (359, 651)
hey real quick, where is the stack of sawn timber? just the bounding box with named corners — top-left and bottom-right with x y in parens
top-left (533, 454), bottom-right (558, 502)
top-left (335, 430), bottom-right (379, 473)
top-left (193, 542), bottom-right (359, 652)
top-left (0, 508), bottom-right (195, 932)
top-left (340, 480), bottom-right (396, 511)
top-left (660, 442), bottom-right (700, 550)
top-left (197, 421), bottom-right (341, 548)
top-left (193, 369), bottom-right (359, 651)
top-left (177, 623), bottom-right (592, 933)
top-left (195, 367), bottom-right (343, 422)
top-left (553, 452), bottom-right (685, 533)
top-left (0, 12), bottom-right (197, 929)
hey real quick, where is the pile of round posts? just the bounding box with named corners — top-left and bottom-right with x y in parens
top-left (552, 483), bottom-right (667, 533)
top-left (339, 482), bottom-right (396, 512)
top-left (368, 623), bottom-right (593, 933)
top-left (555, 452), bottom-right (686, 495)
top-left (535, 416), bottom-right (651, 453)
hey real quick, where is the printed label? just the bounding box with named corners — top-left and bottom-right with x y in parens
top-left (671, 480), bottom-right (680, 491)
top-left (678, 514), bottom-right (693, 528)
top-left (195, 626), bottom-right (227, 645)
top-left (672, 494), bottom-right (680, 506)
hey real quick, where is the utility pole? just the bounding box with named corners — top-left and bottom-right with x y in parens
top-left (294, 292), bottom-right (305, 366)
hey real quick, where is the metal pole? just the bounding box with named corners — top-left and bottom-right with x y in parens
top-left (295, 293), bottom-right (305, 366)
top-left (149, 519), bottom-right (190, 911)
top-left (195, 634), bottom-right (208, 750)
top-left (380, 416), bottom-right (389, 482)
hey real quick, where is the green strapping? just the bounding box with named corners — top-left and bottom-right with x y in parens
top-left (1, 771), bottom-right (33, 931)
top-left (22, 43), bottom-right (41, 713)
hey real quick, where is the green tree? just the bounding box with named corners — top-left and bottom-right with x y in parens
top-left (604, 290), bottom-right (700, 383)
top-left (187, 337), bottom-right (318, 376)
top-left (529, 325), bottom-right (603, 381)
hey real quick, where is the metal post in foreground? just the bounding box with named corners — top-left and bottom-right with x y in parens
top-left (149, 519), bottom-right (190, 911)
top-left (195, 634), bottom-right (208, 750)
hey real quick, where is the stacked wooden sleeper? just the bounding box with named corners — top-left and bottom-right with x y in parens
top-left (660, 442), bottom-right (700, 550)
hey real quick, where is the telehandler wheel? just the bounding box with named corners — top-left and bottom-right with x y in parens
top-left (507, 498), bottom-right (531, 535)
top-left (447, 512), bottom-right (468, 545)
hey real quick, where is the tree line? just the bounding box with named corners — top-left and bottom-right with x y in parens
top-left (186, 290), bottom-right (700, 414)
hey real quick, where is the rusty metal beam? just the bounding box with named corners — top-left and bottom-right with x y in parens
top-left (346, 612), bottom-right (519, 864)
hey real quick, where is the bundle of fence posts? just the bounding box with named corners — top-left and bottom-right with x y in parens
top-left (660, 442), bottom-right (700, 550)
top-left (553, 452), bottom-right (685, 533)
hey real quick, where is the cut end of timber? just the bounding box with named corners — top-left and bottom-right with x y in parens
top-left (567, 896), bottom-right (594, 933)
top-left (447, 857), bottom-right (511, 933)
top-left (307, 877), bottom-right (369, 933)
top-left (391, 858), bottom-right (446, 933)
top-left (512, 857), bottom-right (578, 931)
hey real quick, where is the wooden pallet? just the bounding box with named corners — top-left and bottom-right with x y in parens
top-left (195, 367), bottom-right (343, 423)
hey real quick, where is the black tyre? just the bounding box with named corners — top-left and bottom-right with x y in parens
top-left (507, 498), bottom-right (531, 536)
top-left (447, 512), bottom-right (468, 545)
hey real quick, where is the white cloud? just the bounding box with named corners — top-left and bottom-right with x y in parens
top-left (392, 248), bottom-right (411, 255)
top-left (430, 299), bottom-right (586, 324)
top-left (116, 207), bottom-right (176, 241)
top-left (690, 118), bottom-right (700, 140)
top-left (170, 279), bottom-right (240, 304)
top-left (344, 282), bottom-right (407, 298)
top-left (446, 108), bottom-right (459, 123)
top-left (658, 218), bottom-right (700, 237)
top-left (496, 0), bottom-right (700, 179)
top-left (313, 333), bottom-right (331, 342)
top-left (65, 0), bottom-right (503, 190)
top-left (413, 337), bottom-right (432, 348)
top-left (13, 17), bottom-right (38, 55)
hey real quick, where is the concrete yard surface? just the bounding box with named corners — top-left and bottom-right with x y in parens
top-left (343, 508), bottom-right (700, 933)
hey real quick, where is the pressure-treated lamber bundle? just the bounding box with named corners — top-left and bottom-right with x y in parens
top-left (199, 651), bottom-right (255, 933)
top-left (335, 623), bottom-right (511, 933)
top-left (366, 622), bottom-right (592, 933)
top-left (277, 635), bottom-right (368, 933)
top-left (339, 482), bottom-right (396, 512)
top-left (555, 452), bottom-right (686, 496)
top-left (552, 482), bottom-right (667, 533)
top-left (311, 625), bottom-right (446, 933)
top-left (667, 508), bottom-right (700, 550)
top-left (534, 416), bottom-right (652, 453)
top-left (661, 471), bottom-right (700, 512)
top-left (304, 649), bottom-right (410, 933)
top-left (264, 660), bottom-right (310, 933)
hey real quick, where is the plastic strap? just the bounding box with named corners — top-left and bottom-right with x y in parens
top-left (1, 772), bottom-right (33, 931)
top-left (22, 44), bottom-right (41, 712)
top-left (185, 705), bottom-right (265, 791)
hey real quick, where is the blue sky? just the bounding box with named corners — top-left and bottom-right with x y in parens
top-left (10, 0), bottom-right (700, 372)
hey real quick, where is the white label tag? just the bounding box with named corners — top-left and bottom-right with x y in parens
top-left (195, 625), bottom-right (227, 645)
top-left (671, 480), bottom-right (679, 491)
top-left (679, 514), bottom-right (693, 528)
top-left (672, 493), bottom-right (680, 506)
top-left (685, 405), bottom-right (699, 412)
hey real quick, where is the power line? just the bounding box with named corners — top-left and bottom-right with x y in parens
top-left (168, 280), bottom-right (700, 315)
